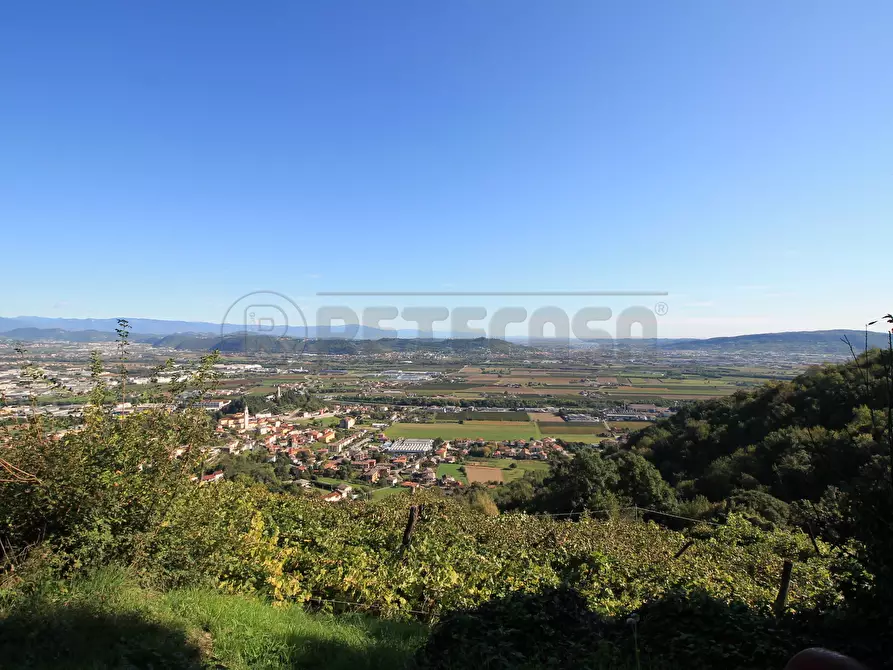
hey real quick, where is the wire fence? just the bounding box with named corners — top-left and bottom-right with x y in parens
top-left (500, 506), bottom-right (723, 526)
top-left (295, 506), bottom-right (728, 621)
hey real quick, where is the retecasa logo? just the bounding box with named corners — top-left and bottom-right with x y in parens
top-left (221, 291), bottom-right (308, 355)
top-left (221, 290), bottom-right (668, 354)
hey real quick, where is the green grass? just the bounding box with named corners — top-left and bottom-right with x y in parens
top-left (315, 476), bottom-right (347, 486)
top-left (436, 462), bottom-right (467, 483)
top-left (370, 486), bottom-right (408, 500)
top-left (538, 423), bottom-right (610, 436)
top-left (412, 382), bottom-right (479, 391)
top-left (548, 434), bottom-right (607, 444)
top-left (386, 421), bottom-right (542, 441)
top-left (433, 410), bottom-right (530, 422)
top-left (608, 420), bottom-right (653, 431)
top-left (292, 416), bottom-right (340, 426)
top-left (0, 567), bottom-right (427, 670)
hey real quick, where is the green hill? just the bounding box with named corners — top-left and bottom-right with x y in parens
top-left (0, 327), bottom-right (161, 343)
top-left (629, 347), bottom-right (891, 511)
top-left (660, 329), bottom-right (890, 355)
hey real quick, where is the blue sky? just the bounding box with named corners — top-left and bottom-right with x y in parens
top-left (1, 1), bottom-right (891, 338)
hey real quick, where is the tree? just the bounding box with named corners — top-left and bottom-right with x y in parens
top-left (609, 451), bottom-right (677, 511)
top-left (469, 445), bottom-right (492, 458)
top-left (467, 487), bottom-right (499, 516)
top-left (726, 489), bottom-right (790, 529)
top-left (537, 450), bottom-right (620, 514)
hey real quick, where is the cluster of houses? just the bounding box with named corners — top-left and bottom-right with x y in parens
top-left (203, 404), bottom-right (568, 501)
top-left (307, 435), bottom-right (566, 501)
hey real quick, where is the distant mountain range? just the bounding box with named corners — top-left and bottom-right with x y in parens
top-left (0, 328), bottom-right (526, 355)
top-left (0, 316), bottom-right (398, 339)
top-left (659, 330), bottom-right (890, 354)
top-left (0, 316), bottom-right (889, 357)
top-left (0, 327), bottom-right (132, 343)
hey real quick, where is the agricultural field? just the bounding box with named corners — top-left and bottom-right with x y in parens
top-left (535, 422), bottom-right (607, 435)
top-left (535, 420), bottom-right (611, 442)
top-left (607, 420), bottom-right (653, 431)
top-left (433, 410), bottom-right (530, 422)
top-left (436, 459), bottom-right (548, 484)
top-left (600, 386), bottom-right (736, 399)
top-left (474, 458), bottom-right (549, 482)
top-left (387, 417), bottom-right (617, 444)
top-left (412, 382), bottom-right (479, 392)
top-left (546, 434), bottom-right (606, 445)
top-left (465, 465), bottom-right (504, 484)
top-left (291, 358), bottom-right (801, 407)
top-left (468, 387), bottom-right (582, 396)
top-left (418, 363), bottom-right (796, 403)
top-left (386, 421), bottom-right (542, 441)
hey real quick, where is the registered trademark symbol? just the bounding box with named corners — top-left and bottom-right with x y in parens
top-left (655, 302), bottom-right (669, 316)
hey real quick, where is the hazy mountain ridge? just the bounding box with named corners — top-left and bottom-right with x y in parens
top-left (0, 327), bottom-right (161, 344)
top-left (0, 327), bottom-right (527, 355)
top-left (2, 320), bottom-right (889, 357)
top-left (161, 333), bottom-right (527, 355)
top-left (0, 316), bottom-right (398, 340)
top-left (660, 329), bottom-right (889, 354)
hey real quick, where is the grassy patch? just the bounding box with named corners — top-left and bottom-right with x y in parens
top-left (370, 487), bottom-right (407, 500)
top-left (292, 416), bottom-right (340, 427)
top-left (436, 463), bottom-right (467, 483)
top-left (548, 434), bottom-right (606, 445)
top-left (608, 420), bottom-right (653, 431)
top-left (537, 422), bottom-right (610, 436)
top-left (0, 567), bottom-right (428, 670)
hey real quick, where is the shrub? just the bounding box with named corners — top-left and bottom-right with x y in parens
top-left (415, 587), bottom-right (856, 670)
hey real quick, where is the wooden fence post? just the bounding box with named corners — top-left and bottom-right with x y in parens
top-left (805, 523), bottom-right (823, 557)
top-left (774, 560), bottom-right (793, 617)
top-left (401, 505), bottom-right (420, 553)
top-left (673, 540), bottom-right (695, 560)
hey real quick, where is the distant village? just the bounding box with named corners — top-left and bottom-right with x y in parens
top-left (196, 398), bottom-right (572, 501)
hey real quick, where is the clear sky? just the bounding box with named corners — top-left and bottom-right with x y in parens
top-left (1, 1), bottom-right (891, 338)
